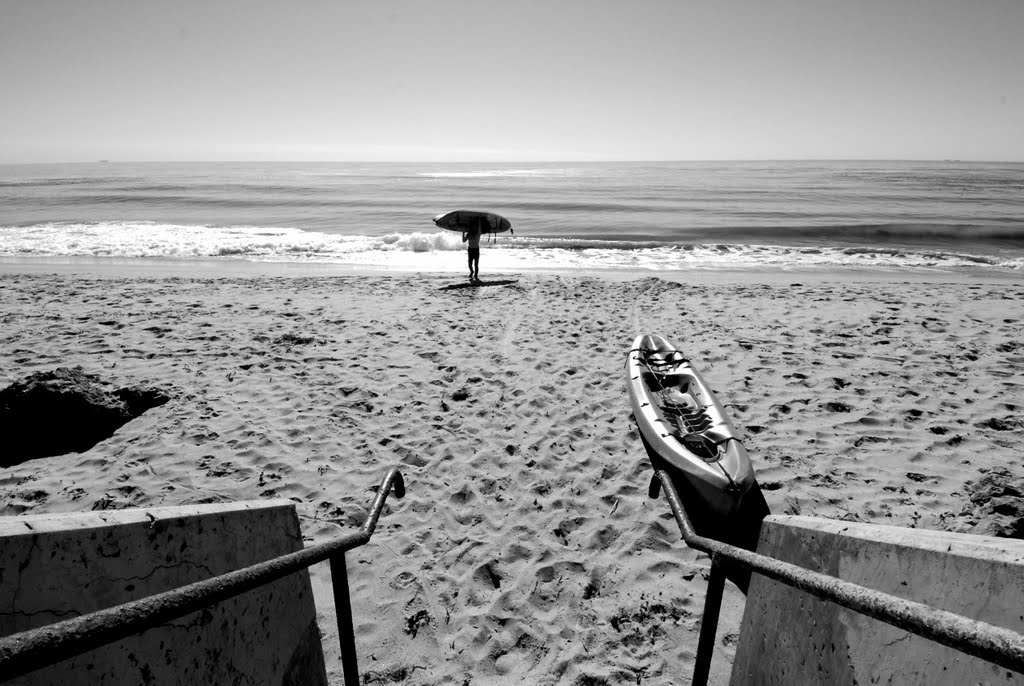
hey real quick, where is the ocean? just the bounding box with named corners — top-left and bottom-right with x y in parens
top-left (1, 161), bottom-right (1022, 273)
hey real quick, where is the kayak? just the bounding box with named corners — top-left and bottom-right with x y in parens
top-left (627, 333), bottom-right (770, 592)
top-left (626, 333), bottom-right (758, 516)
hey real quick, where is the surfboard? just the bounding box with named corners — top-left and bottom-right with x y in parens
top-left (433, 210), bottom-right (512, 235)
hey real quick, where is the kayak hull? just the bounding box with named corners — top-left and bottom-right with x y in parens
top-left (627, 333), bottom-right (757, 517)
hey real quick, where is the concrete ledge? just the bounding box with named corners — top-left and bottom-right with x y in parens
top-left (731, 515), bottom-right (1024, 685)
top-left (0, 500), bottom-right (327, 685)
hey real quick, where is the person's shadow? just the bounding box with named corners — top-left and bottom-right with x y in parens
top-left (438, 279), bottom-right (519, 291)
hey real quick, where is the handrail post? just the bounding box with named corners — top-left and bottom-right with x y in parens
top-left (693, 555), bottom-right (727, 686)
top-left (648, 471), bottom-right (727, 684)
top-left (0, 467), bottom-right (406, 684)
top-left (650, 469), bottom-right (1024, 678)
top-left (331, 467), bottom-right (404, 686)
top-left (330, 552), bottom-right (359, 686)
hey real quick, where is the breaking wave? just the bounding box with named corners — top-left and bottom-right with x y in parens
top-left (1, 222), bottom-right (1020, 271)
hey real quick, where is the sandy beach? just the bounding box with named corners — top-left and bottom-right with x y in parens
top-left (1, 267), bottom-right (1022, 684)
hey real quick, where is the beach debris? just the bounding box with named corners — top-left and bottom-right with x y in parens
top-left (90, 493), bottom-right (137, 511)
top-left (404, 609), bottom-right (431, 638)
top-left (607, 594), bottom-right (691, 644)
top-left (272, 332), bottom-right (317, 346)
top-left (0, 366), bottom-right (169, 466)
top-left (362, 664), bottom-right (427, 683)
top-left (251, 332), bottom-right (321, 347)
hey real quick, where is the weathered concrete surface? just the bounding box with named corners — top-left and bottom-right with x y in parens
top-left (0, 500), bottom-right (327, 685)
top-left (731, 515), bottom-right (1024, 685)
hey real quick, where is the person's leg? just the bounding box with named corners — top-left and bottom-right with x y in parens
top-left (472, 252), bottom-right (479, 279)
top-left (467, 250), bottom-right (474, 279)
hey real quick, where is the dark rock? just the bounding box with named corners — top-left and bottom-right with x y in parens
top-left (942, 468), bottom-right (1024, 540)
top-left (989, 496), bottom-right (1024, 518)
top-left (0, 367), bottom-right (169, 467)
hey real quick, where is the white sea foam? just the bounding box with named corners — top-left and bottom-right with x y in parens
top-left (1, 222), bottom-right (1020, 272)
top-left (0, 223), bottom-right (469, 259)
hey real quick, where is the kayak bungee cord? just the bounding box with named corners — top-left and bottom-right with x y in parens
top-left (637, 346), bottom-right (721, 461)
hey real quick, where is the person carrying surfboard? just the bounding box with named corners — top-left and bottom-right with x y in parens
top-left (461, 218), bottom-right (483, 282)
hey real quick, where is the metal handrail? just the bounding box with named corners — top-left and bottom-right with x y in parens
top-left (0, 467), bottom-right (405, 684)
top-left (649, 469), bottom-right (1024, 685)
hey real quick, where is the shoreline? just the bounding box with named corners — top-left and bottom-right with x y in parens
top-left (1, 255), bottom-right (1021, 285)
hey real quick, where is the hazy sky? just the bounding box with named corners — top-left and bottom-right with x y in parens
top-left (2, 0), bottom-right (1022, 162)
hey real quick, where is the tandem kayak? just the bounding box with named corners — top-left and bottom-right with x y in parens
top-left (627, 333), bottom-right (757, 516)
top-left (627, 333), bottom-right (769, 591)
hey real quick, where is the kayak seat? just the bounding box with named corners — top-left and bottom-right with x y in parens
top-left (662, 403), bottom-right (714, 433)
top-left (645, 349), bottom-right (688, 371)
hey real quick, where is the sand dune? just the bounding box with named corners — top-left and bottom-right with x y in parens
top-left (1, 270), bottom-right (1021, 684)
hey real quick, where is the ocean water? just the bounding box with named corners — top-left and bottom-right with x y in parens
top-left (1, 161), bottom-right (1022, 273)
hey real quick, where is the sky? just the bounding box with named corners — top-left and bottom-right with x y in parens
top-left (1, 0), bottom-right (1022, 163)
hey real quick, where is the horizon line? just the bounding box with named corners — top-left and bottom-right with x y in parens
top-left (2, 157), bottom-right (1022, 166)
